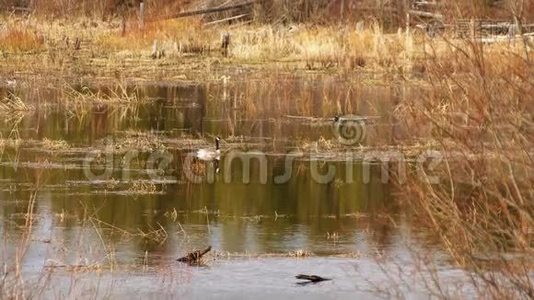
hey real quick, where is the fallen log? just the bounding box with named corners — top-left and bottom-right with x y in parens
top-left (408, 9), bottom-right (443, 19)
top-left (480, 32), bottom-right (534, 44)
top-left (10, 6), bottom-right (32, 12)
top-left (166, 1), bottom-right (257, 20)
top-left (204, 13), bottom-right (249, 26)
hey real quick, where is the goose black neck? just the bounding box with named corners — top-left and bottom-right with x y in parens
top-left (215, 138), bottom-right (220, 150)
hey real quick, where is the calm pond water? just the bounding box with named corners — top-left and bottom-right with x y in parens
top-left (0, 73), bottom-right (473, 298)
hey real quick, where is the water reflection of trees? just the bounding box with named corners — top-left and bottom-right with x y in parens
top-left (0, 78), bottom-right (409, 146)
top-left (0, 79), bottom-right (421, 258)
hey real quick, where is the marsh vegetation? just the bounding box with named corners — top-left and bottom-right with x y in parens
top-left (0, 0), bottom-right (533, 298)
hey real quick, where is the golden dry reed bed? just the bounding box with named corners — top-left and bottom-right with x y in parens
top-left (394, 39), bottom-right (534, 298)
top-left (0, 13), bottom-right (530, 77)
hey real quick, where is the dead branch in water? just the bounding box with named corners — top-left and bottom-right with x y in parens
top-left (177, 246), bottom-right (212, 265)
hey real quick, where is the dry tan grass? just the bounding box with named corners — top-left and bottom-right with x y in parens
top-left (393, 33), bottom-right (534, 297)
top-left (0, 14), bottom-right (531, 80)
top-left (0, 27), bottom-right (44, 52)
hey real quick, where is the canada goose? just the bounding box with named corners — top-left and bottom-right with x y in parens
top-left (196, 136), bottom-right (221, 161)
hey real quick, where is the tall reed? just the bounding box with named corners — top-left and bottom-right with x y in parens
top-left (395, 33), bottom-right (534, 297)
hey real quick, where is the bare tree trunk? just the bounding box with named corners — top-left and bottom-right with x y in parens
top-left (304, 0), bottom-right (309, 21)
top-left (377, 0), bottom-right (384, 27)
top-left (121, 14), bottom-right (126, 36)
top-left (139, 1), bottom-right (145, 30)
top-left (398, 0), bottom-right (408, 28)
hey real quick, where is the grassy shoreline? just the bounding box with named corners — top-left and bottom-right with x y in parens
top-left (0, 16), bottom-right (530, 80)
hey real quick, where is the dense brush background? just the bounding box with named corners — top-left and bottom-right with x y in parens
top-left (1, 0), bottom-right (533, 24)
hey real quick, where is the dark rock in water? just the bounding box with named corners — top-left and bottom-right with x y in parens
top-left (177, 246), bottom-right (212, 265)
top-left (295, 274), bottom-right (332, 284)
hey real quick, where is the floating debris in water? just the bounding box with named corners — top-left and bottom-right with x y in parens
top-left (177, 246), bottom-right (212, 265)
top-left (295, 274), bottom-right (332, 285)
top-left (288, 249), bottom-right (312, 257)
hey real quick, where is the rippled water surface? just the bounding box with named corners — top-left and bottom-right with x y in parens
top-left (0, 73), bottom-right (471, 298)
